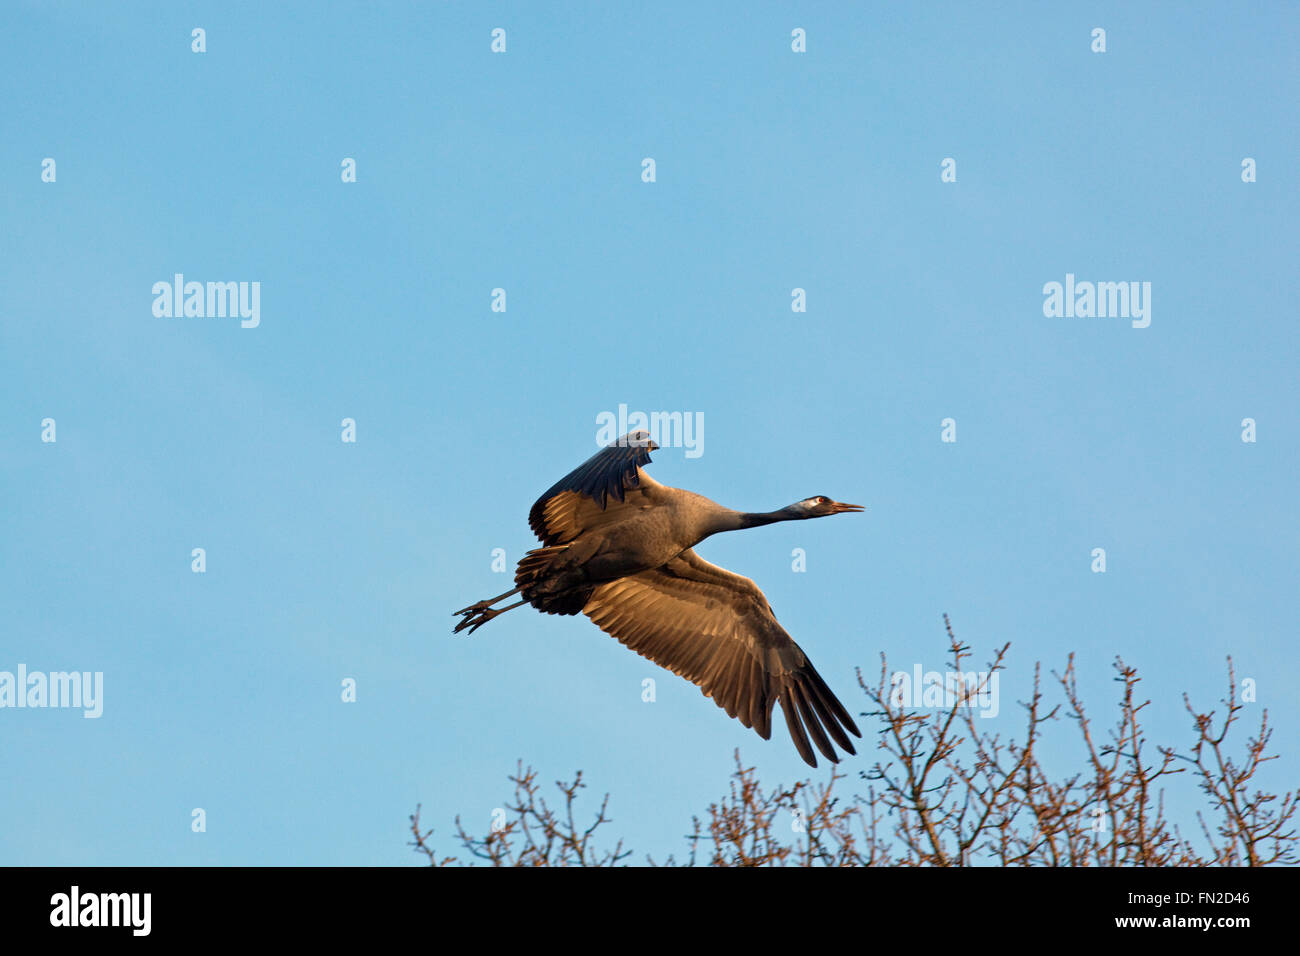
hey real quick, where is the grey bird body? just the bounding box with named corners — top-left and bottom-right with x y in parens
top-left (454, 430), bottom-right (865, 767)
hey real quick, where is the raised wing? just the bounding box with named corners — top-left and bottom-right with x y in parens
top-left (529, 431), bottom-right (661, 546)
top-left (582, 549), bottom-right (861, 767)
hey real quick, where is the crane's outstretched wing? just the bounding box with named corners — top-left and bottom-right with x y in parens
top-left (582, 549), bottom-right (861, 767)
top-left (529, 431), bottom-right (662, 546)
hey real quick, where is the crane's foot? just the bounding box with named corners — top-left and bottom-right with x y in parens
top-left (454, 586), bottom-right (523, 617)
top-left (453, 597), bottom-right (528, 636)
top-left (453, 607), bottom-right (500, 635)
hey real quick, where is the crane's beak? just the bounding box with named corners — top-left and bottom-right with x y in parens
top-left (831, 501), bottom-right (865, 514)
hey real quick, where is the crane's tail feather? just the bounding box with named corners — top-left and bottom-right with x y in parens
top-left (514, 545), bottom-right (592, 616)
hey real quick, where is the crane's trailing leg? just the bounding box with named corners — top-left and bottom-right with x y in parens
top-left (454, 586), bottom-right (523, 617)
top-left (454, 599), bottom-right (527, 635)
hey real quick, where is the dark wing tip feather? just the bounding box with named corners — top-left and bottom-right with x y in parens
top-left (779, 687), bottom-right (818, 768)
top-left (802, 661), bottom-right (862, 744)
top-left (777, 663), bottom-right (861, 767)
top-left (792, 683), bottom-right (838, 763)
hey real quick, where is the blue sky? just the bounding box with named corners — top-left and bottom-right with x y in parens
top-left (1, 1), bottom-right (1296, 865)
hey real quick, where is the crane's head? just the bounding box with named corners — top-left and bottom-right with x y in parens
top-left (793, 495), bottom-right (865, 518)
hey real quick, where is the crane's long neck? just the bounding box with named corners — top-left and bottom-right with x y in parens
top-left (705, 506), bottom-right (800, 536)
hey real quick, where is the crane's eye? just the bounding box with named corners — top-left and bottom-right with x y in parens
top-left (817, 496), bottom-right (828, 504)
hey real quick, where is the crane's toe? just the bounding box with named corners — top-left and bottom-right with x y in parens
top-left (453, 606), bottom-right (499, 635)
